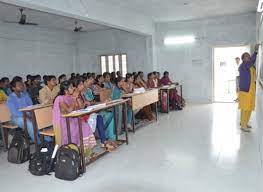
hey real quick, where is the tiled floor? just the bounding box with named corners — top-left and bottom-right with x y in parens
top-left (0, 103), bottom-right (262, 192)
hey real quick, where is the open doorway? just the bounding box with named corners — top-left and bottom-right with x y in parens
top-left (213, 45), bottom-right (250, 102)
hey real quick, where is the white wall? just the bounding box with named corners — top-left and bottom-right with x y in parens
top-left (156, 13), bottom-right (256, 103)
top-left (0, 21), bottom-right (77, 78)
top-left (256, 12), bottom-right (263, 172)
top-left (77, 29), bottom-right (151, 74)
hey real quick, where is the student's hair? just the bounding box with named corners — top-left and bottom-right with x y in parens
top-left (138, 71), bottom-right (143, 76)
top-left (10, 77), bottom-right (23, 91)
top-left (71, 73), bottom-right (75, 77)
top-left (95, 75), bottom-right (102, 82)
top-left (31, 75), bottom-right (39, 82)
top-left (72, 78), bottom-right (84, 88)
top-left (36, 75), bottom-right (41, 80)
top-left (12, 76), bottom-right (23, 82)
top-left (87, 73), bottom-right (93, 80)
top-left (103, 72), bottom-right (110, 78)
top-left (163, 71), bottom-right (169, 76)
top-left (235, 57), bottom-right (240, 60)
top-left (114, 76), bottom-right (123, 88)
top-left (58, 74), bottom-right (66, 83)
top-left (125, 73), bottom-right (133, 82)
top-left (1, 77), bottom-right (9, 83)
top-left (134, 74), bottom-right (140, 82)
top-left (147, 72), bottom-right (153, 79)
top-left (26, 75), bottom-right (32, 80)
top-left (58, 80), bottom-right (72, 96)
top-left (44, 75), bottom-right (56, 85)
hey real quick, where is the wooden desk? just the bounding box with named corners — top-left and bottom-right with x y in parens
top-left (123, 89), bottom-right (159, 132)
top-left (62, 99), bottom-right (129, 173)
top-left (159, 84), bottom-right (183, 113)
top-left (20, 104), bottom-right (53, 150)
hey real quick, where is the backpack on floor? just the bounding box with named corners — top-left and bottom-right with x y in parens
top-left (28, 142), bottom-right (54, 176)
top-left (7, 131), bottom-right (30, 164)
top-left (55, 143), bottom-right (82, 181)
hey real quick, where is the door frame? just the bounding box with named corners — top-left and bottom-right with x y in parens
top-left (212, 44), bottom-right (251, 103)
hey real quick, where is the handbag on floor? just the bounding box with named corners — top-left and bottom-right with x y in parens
top-left (28, 142), bottom-right (54, 176)
top-left (55, 143), bottom-right (81, 181)
top-left (7, 131), bottom-right (30, 164)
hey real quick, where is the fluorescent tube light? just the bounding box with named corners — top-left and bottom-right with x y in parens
top-left (258, 0), bottom-right (263, 12)
top-left (164, 36), bottom-right (195, 45)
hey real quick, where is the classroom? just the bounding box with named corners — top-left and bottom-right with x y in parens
top-left (0, 0), bottom-right (263, 191)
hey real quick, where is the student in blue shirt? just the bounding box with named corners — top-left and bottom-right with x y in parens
top-left (7, 77), bottom-right (51, 143)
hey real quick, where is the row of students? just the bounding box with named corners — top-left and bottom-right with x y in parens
top-left (1, 71), bottom-right (184, 157)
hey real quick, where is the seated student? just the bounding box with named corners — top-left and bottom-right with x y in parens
top-left (0, 79), bottom-right (8, 103)
top-left (135, 72), bottom-right (147, 89)
top-left (70, 73), bottom-right (76, 81)
top-left (0, 77), bottom-right (11, 95)
top-left (134, 75), bottom-right (155, 121)
top-left (160, 71), bottom-right (184, 110)
top-left (138, 71), bottom-right (147, 85)
top-left (91, 73), bottom-right (96, 80)
top-left (116, 71), bottom-right (122, 78)
top-left (103, 72), bottom-right (113, 89)
top-left (73, 78), bottom-right (116, 150)
top-left (28, 75), bottom-right (42, 104)
top-left (24, 75), bottom-right (32, 90)
top-left (58, 74), bottom-right (67, 85)
top-left (94, 75), bottom-right (104, 91)
top-left (39, 75), bottom-right (59, 104)
top-left (153, 71), bottom-right (161, 87)
top-left (147, 72), bottom-right (158, 88)
top-left (112, 77), bottom-right (133, 130)
top-left (53, 81), bottom-right (96, 157)
top-left (7, 78), bottom-right (51, 143)
top-left (110, 72), bottom-right (116, 85)
top-left (124, 73), bottom-right (135, 93)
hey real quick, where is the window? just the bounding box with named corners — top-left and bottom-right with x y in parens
top-left (100, 54), bottom-right (127, 76)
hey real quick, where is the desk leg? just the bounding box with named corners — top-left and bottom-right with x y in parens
top-left (22, 112), bottom-right (30, 146)
top-left (77, 117), bottom-right (86, 173)
top-left (132, 110), bottom-right (135, 133)
top-left (1, 126), bottom-right (8, 151)
top-left (66, 118), bottom-right (71, 143)
top-left (167, 90), bottom-right (170, 113)
top-left (155, 102), bottom-right (158, 121)
top-left (113, 106), bottom-right (118, 141)
top-left (180, 85), bottom-right (183, 106)
top-left (31, 112), bottom-right (38, 150)
top-left (122, 102), bottom-right (129, 145)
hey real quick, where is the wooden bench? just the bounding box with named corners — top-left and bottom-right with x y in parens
top-left (0, 103), bottom-right (18, 150)
top-left (20, 104), bottom-right (55, 150)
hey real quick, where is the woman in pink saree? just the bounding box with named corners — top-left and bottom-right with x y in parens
top-left (53, 81), bottom-right (96, 154)
top-left (160, 71), bottom-right (184, 110)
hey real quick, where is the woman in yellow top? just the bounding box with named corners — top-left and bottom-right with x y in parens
top-left (238, 44), bottom-right (260, 132)
top-left (0, 89), bottom-right (7, 103)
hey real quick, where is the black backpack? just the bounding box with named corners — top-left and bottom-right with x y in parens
top-left (28, 142), bottom-right (54, 176)
top-left (7, 132), bottom-right (30, 164)
top-left (55, 143), bottom-right (82, 181)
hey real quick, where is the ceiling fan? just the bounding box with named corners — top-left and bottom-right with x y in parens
top-left (4, 8), bottom-right (38, 26)
top-left (73, 20), bottom-right (86, 32)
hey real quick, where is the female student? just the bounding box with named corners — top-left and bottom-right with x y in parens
top-left (124, 73), bottom-right (135, 93)
top-left (112, 77), bottom-right (133, 130)
top-left (53, 81), bottom-right (96, 157)
top-left (94, 75), bottom-right (104, 91)
top-left (74, 78), bottom-right (117, 149)
top-left (160, 71), bottom-right (183, 110)
top-left (147, 72), bottom-right (158, 88)
top-left (103, 72), bottom-right (113, 90)
top-left (238, 44), bottom-right (259, 132)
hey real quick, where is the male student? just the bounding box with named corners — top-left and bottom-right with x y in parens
top-left (7, 77), bottom-right (51, 143)
top-left (39, 75), bottom-right (59, 104)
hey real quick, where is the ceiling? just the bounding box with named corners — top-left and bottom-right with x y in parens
top-left (0, 2), bottom-right (111, 32)
top-left (98, 0), bottom-right (258, 22)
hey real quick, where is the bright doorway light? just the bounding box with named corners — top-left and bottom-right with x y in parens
top-left (164, 35), bottom-right (195, 45)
